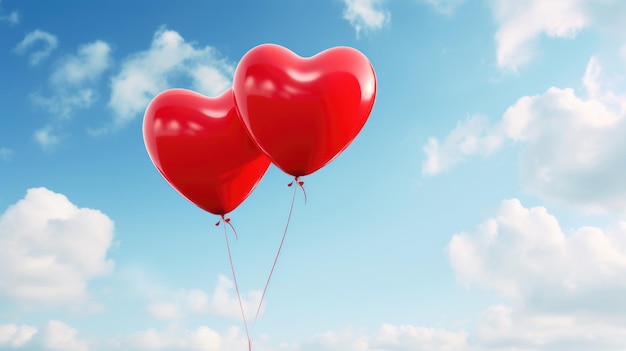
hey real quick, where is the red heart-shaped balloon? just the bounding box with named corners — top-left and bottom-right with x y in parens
top-left (143, 88), bottom-right (270, 215)
top-left (233, 44), bottom-right (377, 177)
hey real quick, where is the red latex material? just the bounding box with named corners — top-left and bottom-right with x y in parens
top-left (143, 88), bottom-right (270, 215)
top-left (233, 44), bottom-right (377, 177)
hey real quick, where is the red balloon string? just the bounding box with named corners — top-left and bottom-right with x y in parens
top-left (251, 177), bottom-right (306, 336)
top-left (219, 216), bottom-right (251, 351)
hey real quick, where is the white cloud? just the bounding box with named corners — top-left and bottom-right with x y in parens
top-left (107, 28), bottom-right (234, 129)
top-left (0, 187), bottom-right (115, 308)
top-left (13, 29), bottom-right (58, 65)
top-left (503, 59), bottom-right (626, 213)
top-left (474, 304), bottom-right (626, 350)
top-left (375, 324), bottom-right (468, 351)
top-left (422, 57), bottom-right (626, 213)
top-left (32, 90), bottom-right (95, 120)
top-left (51, 41), bottom-right (112, 86)
top-left (341, 0), bottom-right (390, 38)
top-left (119, 324), bottom-right (231, 351)
top-left (33, 40), bottom-right (112, 119)
top-left (448, 198), bottom-right (626, 349)
top-left (302, 324), bottom-right (468, 351)
top-left (0, 147), bottom-right (14, 161)
top-left (418, 0), bottom-right (466, 15)
top-left (29, 40), bottom-right (111, 149)
top-left (146, 288), bottom-right (209, 321)
top-left (145, 275), bottom-right (260, 322)
top-left (0, 1), bottom-right (18, 26)
top-left (43, 320), bottom-right (89, 351)
top-left (0, 324), bottom-right (37, 348)
top-left (32, 126), bottom-right (61, 150)
top-left (448, 199), bottom-right (626, 304)
top-left (116, 323), bottom-right (465, 351)
top-left (210, 274), bottom-right (262, 320)
top-left (422, 114), bottom-right (503, 176)
top-left (489, 0), bottom-right (626, 71)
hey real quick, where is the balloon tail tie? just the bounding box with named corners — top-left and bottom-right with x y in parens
top-left (287, 176), bottom-right (307, 205)
top-left (216, 215), bottom-right (238, 241)
top-left (252, 181), bottom-right (298, 334)
top-left (221, 219), bottom-right (250, 350)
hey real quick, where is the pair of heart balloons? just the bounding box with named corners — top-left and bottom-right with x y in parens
top-left (143, 44), bottom-right (377, 215)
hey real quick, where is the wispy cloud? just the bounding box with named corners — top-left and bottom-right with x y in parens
top-left (28, 40), bottom-right (112, 149)
top-left (106, 27), bottom-right (234, 131)
top-left (489, 0), bottom-right (626, 71)
top-left (422, 114), bottom-right (503, 176)
top-left (418, 0), bottom-right (466, 15)
top-left (13, 29), bottom-right (58, 65)
top-left (33, 40), bottom-right (112, 119)
top-left (32, 125), bottom-right (61, 150)
top-left (0, 147), bottom-right (14, 161)
top-left (0, 0), bottom-right (19, 26)
top-left (341, 0), bottom-right (390, 38)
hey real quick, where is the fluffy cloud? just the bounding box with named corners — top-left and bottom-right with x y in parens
top-left (489, 0), bottom-right (626, 71)
top-left (43, 320), bottom-right (89, 351)
top-left (448, 199), bottom-right (626, 306)
top-left (448, 198), bottom-right (626, 349)
top-left (341, 0), bottom-right (390, 37)
top-left (0, 324), bottom-right (37, 348)
top-left (13, 29), bottom-right (58, 65)
top-left (423, 57), bottom-right (626, 213)
top-left (107, 28), bottom-right (233, 129)
top-left (0, 187), bottom-right (115, 307)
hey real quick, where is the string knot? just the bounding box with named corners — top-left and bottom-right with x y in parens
top-left (216, 215), bottom-right (237, 240)
top-left (287, 176), bottom-right (307, 205)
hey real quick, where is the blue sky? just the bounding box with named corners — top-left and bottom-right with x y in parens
top-left (2, 0), bottom-right (626, 350)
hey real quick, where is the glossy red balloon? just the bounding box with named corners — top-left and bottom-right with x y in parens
top-left (233, 44), bottom-right (377, 177)
top-left (143, 88), bottom-right (270, 215)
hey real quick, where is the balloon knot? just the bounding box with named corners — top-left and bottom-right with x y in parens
top-left (287, 176), bottom-right (307, 205)
top-left (214, 216), bottom-right (238, 240)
